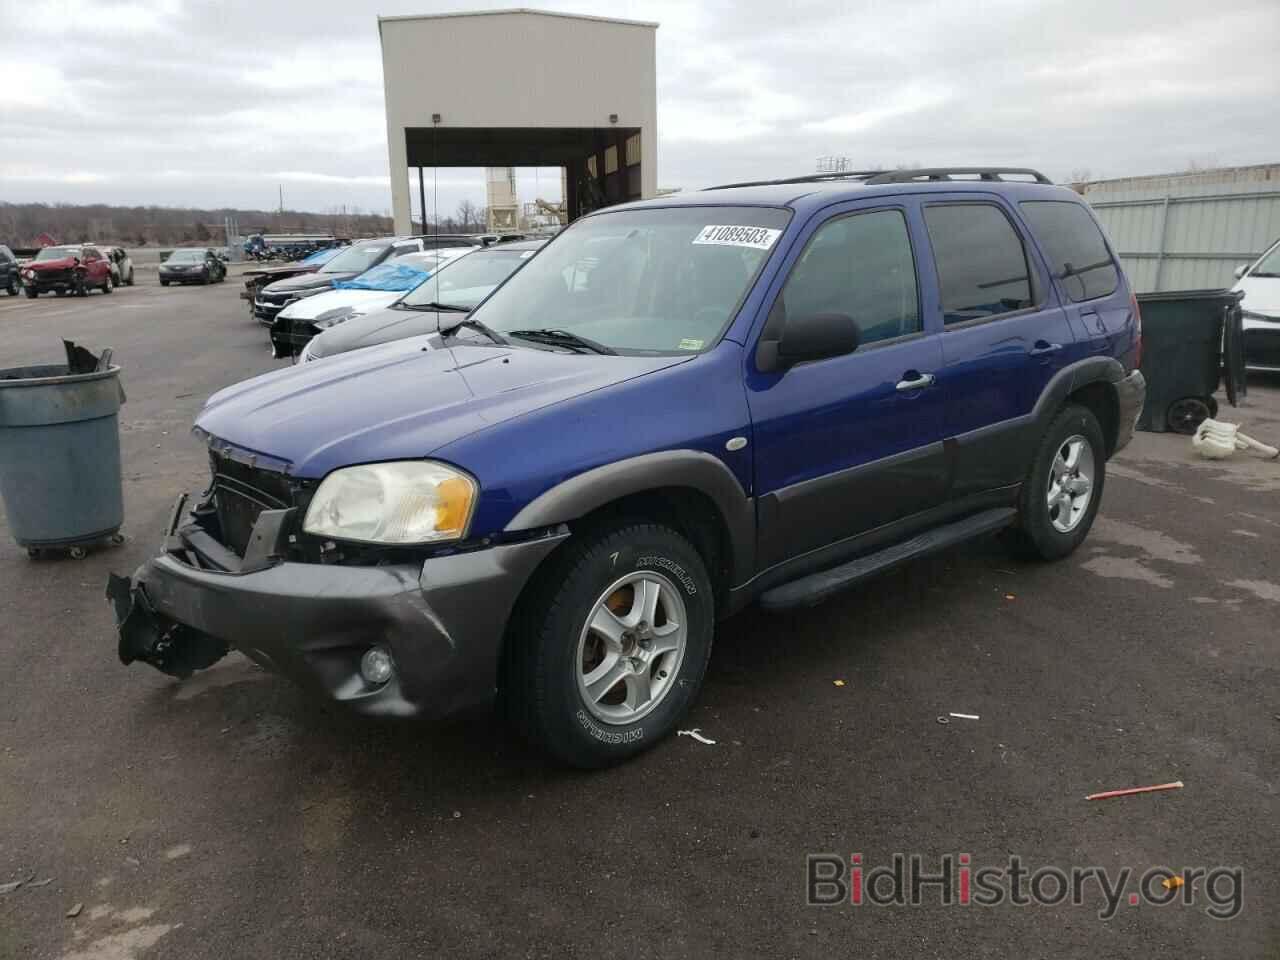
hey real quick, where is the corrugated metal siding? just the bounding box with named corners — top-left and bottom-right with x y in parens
top-left (1076, 164), bottom-right (1280, 292)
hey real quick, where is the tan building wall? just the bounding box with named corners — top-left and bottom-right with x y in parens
top-left (379, 9), bottom-right (658, 235)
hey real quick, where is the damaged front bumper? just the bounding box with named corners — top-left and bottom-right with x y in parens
top-left (107, 494), bottom-right (566, 718)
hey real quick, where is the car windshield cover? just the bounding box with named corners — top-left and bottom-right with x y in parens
top-left (320, 243), bottom-right (389, 274)
top-left (36, 246), bottom-right (80, 261)
top-left (166, 250), bottom-right (205, 263)
top-left (401, 249), bottom-right (532, 310)
top-left (331, 261), bottom-right (432, 292)
top-left (466, 207), bottom-right (791, 355)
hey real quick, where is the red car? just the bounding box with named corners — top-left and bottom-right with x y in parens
top-left (22, 244), bottom-right (115, 298)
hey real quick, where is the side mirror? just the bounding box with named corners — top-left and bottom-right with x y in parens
top-left (770, 312), bottom-right (859, 369)
top-left (1233, 263), bottom-right (1249, 280)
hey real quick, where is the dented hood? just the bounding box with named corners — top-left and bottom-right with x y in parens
top-left (196, 338), bottom-right (687, 478)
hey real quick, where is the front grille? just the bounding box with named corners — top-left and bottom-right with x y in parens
top-left (209, 451), bottom-right (295, 555)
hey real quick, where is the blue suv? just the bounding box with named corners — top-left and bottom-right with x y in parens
top-left (109, 167), bottom-right (1145, 767)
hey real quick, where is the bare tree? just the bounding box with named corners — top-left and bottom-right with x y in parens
top-left (455, 199), bottom-right (480, 232)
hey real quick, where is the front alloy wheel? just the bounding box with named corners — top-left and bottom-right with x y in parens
top-left (576, 571), bottom-right (688, 726)
top-left (506, 523), bottom-right (714, 768)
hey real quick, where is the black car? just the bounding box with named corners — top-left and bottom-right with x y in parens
top-left (0, 245), bottom-right (18, 296)
top-left (252, 235), bottom-right (484, 325)
top-left (159, 248), bottom-right (225, 286)
top-left (302, 239), bottom-right (547, 361)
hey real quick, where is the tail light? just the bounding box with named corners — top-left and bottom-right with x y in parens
top-left (1130, 290), bottom-right (1143, 369)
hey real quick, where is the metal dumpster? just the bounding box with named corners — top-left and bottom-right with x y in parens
top-left (0, 361), bottom-right (126, 557)
top-left (1135, 289), bottom-right (1245, 434)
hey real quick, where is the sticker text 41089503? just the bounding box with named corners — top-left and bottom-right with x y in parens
top-left (692, 225), bottom-right (782, 251)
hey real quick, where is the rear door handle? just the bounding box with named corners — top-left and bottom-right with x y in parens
top-left (895, 372), bottom-right (936, 391)
top-left (1030, 340), bottom-right (1062, 357)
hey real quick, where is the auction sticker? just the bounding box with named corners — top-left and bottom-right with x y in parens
top-left (693, 224), bottom-right (781, 250)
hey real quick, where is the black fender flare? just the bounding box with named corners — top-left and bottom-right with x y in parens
top-left (505, 450), bottom-right (756, 586)
top-left (1033, 355), bottom-right (1124, 419)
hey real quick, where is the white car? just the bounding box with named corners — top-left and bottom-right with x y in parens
top-left (1232, 238), bottom-right (1280, 372)
top-left (272, 248), bottom-right (471, 358)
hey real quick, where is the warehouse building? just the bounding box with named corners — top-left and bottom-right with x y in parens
top-left (1076, 163), bottom-right (1280, 292)
top-left (378, 9), bottom-right (658, 235)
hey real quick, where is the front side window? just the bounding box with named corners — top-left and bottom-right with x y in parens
top-left (1247, 238), bottom-right (1280, 279)
top-left (924, 204), bottom-right (1034, 324)
top-left (1019, 200), bottom-right (1119, 301)
top-left (779, 209), bottom-right (920, 346)
top-left (468, 205), bottom-right (791, 354)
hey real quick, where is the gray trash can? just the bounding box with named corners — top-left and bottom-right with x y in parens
top-left (0, 363), bottom-right (126, 557)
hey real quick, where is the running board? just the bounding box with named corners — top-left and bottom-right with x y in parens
top-left (759, 508), bottom-right (1017, 611)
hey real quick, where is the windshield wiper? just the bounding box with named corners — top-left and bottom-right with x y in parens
top-left (412, 301), bottom-right (470, 312)
top-left (507, 328), bottom-right (617, 355)
top-left (439, 317), bottom-right (508, 345)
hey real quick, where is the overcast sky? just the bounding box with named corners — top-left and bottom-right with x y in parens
top-left (2, 0), bottom-right (1278, 217)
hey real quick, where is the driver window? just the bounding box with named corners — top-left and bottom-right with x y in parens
top-left (781, 209), bottom-right (920, 346)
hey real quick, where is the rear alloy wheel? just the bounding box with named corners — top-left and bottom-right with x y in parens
top-left (505, 523), bottom-right (714, 768)
top-left (102, 273), bottom-right (114, 294)
top-left (1007, 404), bottom-right (1106, 561)
top-left (5, 281), bottom-right (15, 296)
top-left (126, 268), bottom-right (135, 286)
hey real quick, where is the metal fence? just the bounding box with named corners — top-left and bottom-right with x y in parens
top-left (1076, 164), bottom-right (1280, 293)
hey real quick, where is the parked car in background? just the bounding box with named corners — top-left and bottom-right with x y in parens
top-left (112, 167), bottom-right (1145, 768)
top-left (241, 247), bottom-right (342, 319)
top-left (102, 246), bottom-right (135, 286)
top-left (1232, 237), bottom-right (1280, 371)
top-left (270, 248), bottom-right (471, 359)
top-left (22, 244), bottom-right (114, 297)
top-left (0, 245), bottom-right (19, 295)
top-left (253, 235), bottom-right (482, 325)
top-left (302, 239), bottom-right (547, 361)
top-left (159, 248), bottom-right (226, 286)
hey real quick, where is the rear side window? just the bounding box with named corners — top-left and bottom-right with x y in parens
top-left (924, 204), bottom-right (1034, 324)
top-left (781, 209), bottom-right (920, 346)
top-left (1019, 200), bottom-right (1119, 302)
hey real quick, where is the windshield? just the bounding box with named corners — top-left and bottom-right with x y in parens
top-left (36, 246), bottom-right (81, 261)
top-left (467, 207), bottom-right (791, 354)
top-left (401, 248), bottom-right (534, 309)
top-left (1249, 240), bottom-right (1280, 278)
top-left (331, 260), bottom-right (434, 292)
top-left (166, 250), bottom-right (205, 263)
top-left (320, 243), bottom-right (389, 274)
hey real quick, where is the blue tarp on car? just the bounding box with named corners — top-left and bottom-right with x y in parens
top-left (332, 262), bottom-right (431, 292)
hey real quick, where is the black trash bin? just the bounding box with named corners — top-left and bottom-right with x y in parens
top-left (1135, 288), bottom-right (1245, 434)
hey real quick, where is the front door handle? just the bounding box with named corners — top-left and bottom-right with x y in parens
top-left (895, 372), bottom-right (936, 391)
top-left (1030, 340), bottom-right (1063, 357)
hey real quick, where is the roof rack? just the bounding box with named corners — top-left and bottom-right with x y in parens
top-left (703, 171), bottom-right (887, 191)
top-left (864, 167), bottom-right (1053, 184)
top-left (703, 166), bottom-right (1053, 191)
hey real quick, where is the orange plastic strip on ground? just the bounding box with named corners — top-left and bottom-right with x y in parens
top-left (1085, 781), bottom-right (1184, 801)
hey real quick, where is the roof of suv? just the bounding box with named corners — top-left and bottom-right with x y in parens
top-left (606, 168), bottom-right (1082, 217)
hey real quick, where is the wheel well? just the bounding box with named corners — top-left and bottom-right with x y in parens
top-left (566, 486), bottom-right (733, 611)
top-left (1067, 381), bottom-right (1119, 456)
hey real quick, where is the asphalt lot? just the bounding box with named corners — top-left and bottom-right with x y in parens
top-left (1, 276), bottom-right (1277, 959)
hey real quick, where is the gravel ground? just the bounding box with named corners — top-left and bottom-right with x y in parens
top-left (0, 277), bottom-right (1277, 959)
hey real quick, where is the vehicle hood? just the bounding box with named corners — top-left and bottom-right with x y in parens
top-left (262, 272), bottom-right (351, 295)
top-left (306, 305), bottom-right (446, 359)
top-left (27, 257), bottom-right (79, 271)
top-left (277, 288), bottom-right (404, 322)
top-left (246, 264), bottom-right (317, 280)
top-left (1234, 276), bottom-right (1280, 316)
top-left (196, 340), bottom-right (689, 478)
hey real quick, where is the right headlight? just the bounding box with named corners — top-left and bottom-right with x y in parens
top-left (302, 461), bottom-right (477, 545)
